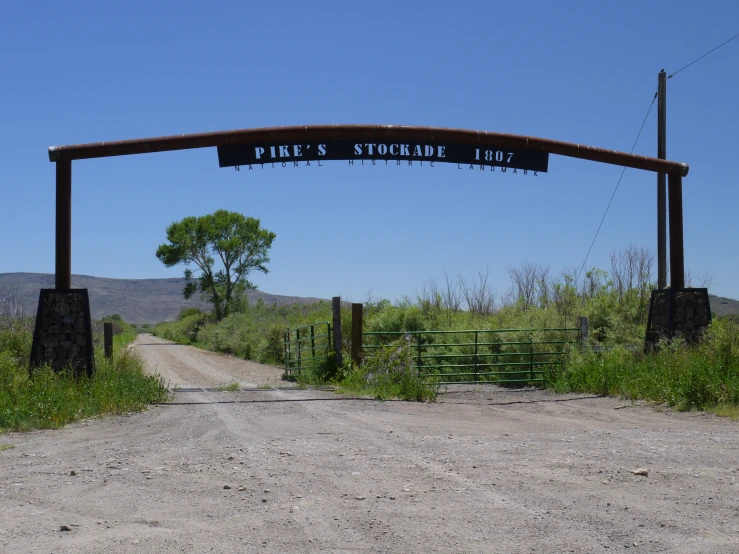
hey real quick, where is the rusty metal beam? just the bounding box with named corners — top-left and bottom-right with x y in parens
top-left (668, 172), bottom-right (685, 289)
top-left (48, 125), bottom-right (689, 176)
top-left (55, 160), bottom-right (72, 290)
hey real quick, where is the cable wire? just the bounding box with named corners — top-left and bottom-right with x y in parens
top-left (568, 31), bottom-right (737, 322)
top-left (574, 30), bottom-right (739, 288)
top-left (574, 94), bottom-right (657, 291)
top-left (668, 31), bottom-right (739, 79)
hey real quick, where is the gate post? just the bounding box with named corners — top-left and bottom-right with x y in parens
top-left (332, 297), bottom-right (343, 368)
top-left (351, 303), bottom-right (363, 367)
top-left (668, 172), bottom-right (685, 289)
top-left (644, 173), bottom-right (711, 349)
top-left (104, 322), bottom-right (113, 359)
top-left (30, 159), bottom-right (94, 376)
top-left (579, 316), bottom-right (589, 352)
top-left (56, 160), bottom-right (72, 290)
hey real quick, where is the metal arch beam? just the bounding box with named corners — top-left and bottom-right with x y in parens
top-left (48, 124), bottom-right (689, 177)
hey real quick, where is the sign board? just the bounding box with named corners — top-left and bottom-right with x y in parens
top-left (218, 139), bottom-right (548, 173)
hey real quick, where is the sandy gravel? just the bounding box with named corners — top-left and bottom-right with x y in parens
top-left (133, 334), bottom-right (291, 390)
top-left (1, 340), bottom-right (739, 553)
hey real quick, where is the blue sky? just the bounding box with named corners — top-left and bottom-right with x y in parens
top-left (2, 0), bottom-right (738, 304)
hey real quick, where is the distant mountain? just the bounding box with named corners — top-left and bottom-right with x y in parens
top-left (2, 273), bottom-right (737, 323)
top-left (0, 273), bottom-right (325, 323)
top-left (710, 295), bottom-right (739, 318)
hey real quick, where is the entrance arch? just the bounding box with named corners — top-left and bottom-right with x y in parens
top-left (34, 125), bottom-right (694, 373)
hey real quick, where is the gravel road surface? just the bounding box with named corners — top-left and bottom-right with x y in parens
top-left (1, 337), bottom-right (738, 553)
top-left (133, 334), bottom-right (291, 390)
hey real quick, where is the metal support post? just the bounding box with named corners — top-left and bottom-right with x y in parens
top-left (55, 160), bottom-right (72, 290)
top-left (668, 173), bottom-right (685, 289)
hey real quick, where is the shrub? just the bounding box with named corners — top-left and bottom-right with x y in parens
top-left (549, 319), bottom-right (739, 411)
top-left (259, 323), bottom-right (285, 364)
top-left (339, 339), bottom-right (438, 402)
top-left (0, 322), bottom-right (168, 431)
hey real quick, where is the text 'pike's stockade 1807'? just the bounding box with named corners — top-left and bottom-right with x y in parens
top-left (218, 139), bottom-right (549, 173)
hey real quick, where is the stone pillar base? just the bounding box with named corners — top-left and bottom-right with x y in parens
top-left (30, 289), bottom-right (94, 377)
top-left (645, 288), bottom-right (712, 351)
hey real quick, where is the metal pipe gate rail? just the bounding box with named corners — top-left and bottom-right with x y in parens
top-left (284, 321), bottom-right (332, 378)
top-left (362, 327), bottom-right (582, 385)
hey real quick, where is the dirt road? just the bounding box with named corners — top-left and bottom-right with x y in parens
top-left (1, 338), bottom-right (739, 553)
top-left (133, 334), bottom-right (291, 390)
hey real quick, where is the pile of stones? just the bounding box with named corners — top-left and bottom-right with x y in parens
top-left (646, 288), bottom-right (711, 348)
top-left (31, 290), bottom-right (92, 376)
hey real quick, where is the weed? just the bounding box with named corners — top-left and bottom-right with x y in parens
top-left (0, 317), bottom-right (169, 432)
top-left (548, 320), bottom-right (739, 411)
top-left (0, 444), bottom-right (14, 451)
top-left (338, 339), bottom-right (438, 402)
top-left (149, 262), bottom-right (739, 410)
top-left (216, 382), bottom-right (240, 392)
top-left (711, 405), bottom-right (739, 420)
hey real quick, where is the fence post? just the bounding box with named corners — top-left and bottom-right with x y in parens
top-left (104, 322), bottom-right (113, 359)
top-left (417, 334), bottom-right (422, 374)
top-left (283, 331), bottom-right (289, 371)
top-left (579, 316), bottom-right (589, 353)
top-left (474, 331), bottom-right (479, 383)
top-left (332, 297), bottom-right (343, 368)
top-left (351, 303), bottom-right (363, 367)
top-left (296, 328), bottom-right (301, 371)
top-left (310, 324), bottom-right (316, 366)
top-left (529, 335), bottom-right (534, 382)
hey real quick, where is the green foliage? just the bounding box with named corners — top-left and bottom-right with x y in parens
top-left (0, 322), bottom-right (169, 432)
top-left (154, 300), bottom-right (334, 363)
top-left (549, 319), bottom-right (739, 411)
top-left (338, 340), bottom-right (438, 402)
top-left (260, 323), bottom-right (286, 364)
top-left (0, 321), bottom-right (33, 358)
top-left (156, 210), bottom-right (276, 320)
top-left (154, 310), bottom-right (210, 344)
top-left (151, 249), bottom-right (739, 411)
top-left (293, 352), bottom-right (340, 387)
top-left (102, 314), bottom-right (124, 322)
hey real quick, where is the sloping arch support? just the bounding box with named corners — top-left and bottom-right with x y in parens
top-left (48, 124), bottom-right (689, 177)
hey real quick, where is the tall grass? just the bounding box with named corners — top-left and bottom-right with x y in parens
top-left (549, 319), bottom-right (739, 411)
top-left (337, 339), bottom-right (438, 402)
top-left (152, 258), bottom-right (738, 409)
top-left (0, 317), bottom-right (169, 432)
top-left (155, 301), bottom-right (335, 364)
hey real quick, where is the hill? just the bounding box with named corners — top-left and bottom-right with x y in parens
top-left (0, 273), bottom-right (325, 323)
top-left (710, 295), bottom-right (739, 318)
top-left (2, 273), bottom-right (737, 323)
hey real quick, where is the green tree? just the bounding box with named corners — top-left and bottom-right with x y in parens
top-left (155, 211), bottom-right (276, 320)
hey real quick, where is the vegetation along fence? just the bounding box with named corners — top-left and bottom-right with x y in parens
top-left (362, 328), bottom-right (582, 385)
top-left (284, 321), bottom-right (332, 378)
